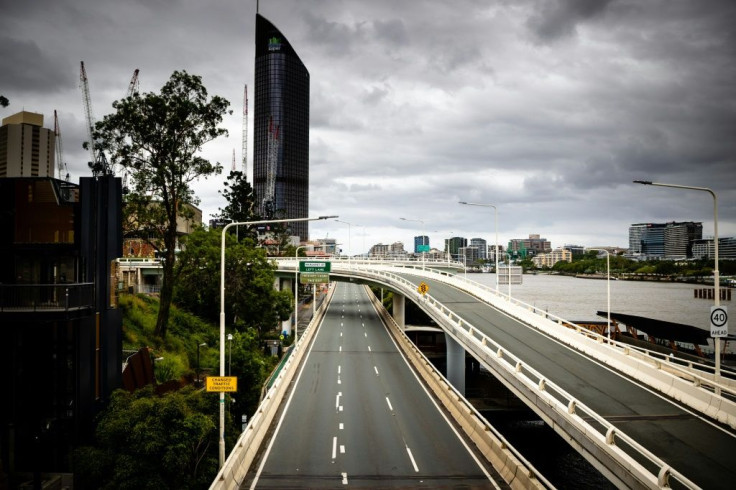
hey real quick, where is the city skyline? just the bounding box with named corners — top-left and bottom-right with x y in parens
top-left (2, 0), bottom-right (734, 253)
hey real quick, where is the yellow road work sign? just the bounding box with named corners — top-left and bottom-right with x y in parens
top-left (418, 282), bottom-right (429, 295)
top-left (206, 376), bottom-right (238, 392)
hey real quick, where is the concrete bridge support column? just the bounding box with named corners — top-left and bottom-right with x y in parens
top-left (392, 293), bottom-right (405, 329)
top-left (445, 334), bottom-right (466, 396)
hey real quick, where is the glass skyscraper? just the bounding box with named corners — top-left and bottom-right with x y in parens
top-left (253, 13), bottom-right (310, 241)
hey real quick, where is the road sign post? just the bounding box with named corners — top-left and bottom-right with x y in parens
top-left (711, 305), bottom-right (728, 338)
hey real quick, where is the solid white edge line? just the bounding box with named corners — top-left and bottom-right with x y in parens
top-left (406, 446), bottom-right (419, 472)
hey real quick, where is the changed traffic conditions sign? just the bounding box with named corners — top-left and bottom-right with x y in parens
top-left (206, 376), bottom-right (238, 393)
top-left (710, 306), bottom-right (728, 338)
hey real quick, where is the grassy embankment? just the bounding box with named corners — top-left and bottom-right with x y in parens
top-left (119, 293), bottom-right (221, 384)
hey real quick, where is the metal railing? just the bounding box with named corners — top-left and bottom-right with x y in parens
top-left (0, 283), bottom-right (95, 312)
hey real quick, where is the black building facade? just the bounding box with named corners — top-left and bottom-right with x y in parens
top-left (253, 13), bottom-right (310, 241)
top-left (0, 176), bottom-right (122, 487)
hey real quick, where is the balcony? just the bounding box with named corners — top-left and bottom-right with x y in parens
top-left (0, 283), bottom-right (95, 319)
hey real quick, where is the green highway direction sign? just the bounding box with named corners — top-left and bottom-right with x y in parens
top-left (299, 261), bottom-right (331, 284)
top-left (299, 261), bottom-right (331, 273)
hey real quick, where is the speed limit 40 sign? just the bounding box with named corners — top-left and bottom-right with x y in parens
top-left (710, 306), bottom-right (728, 338)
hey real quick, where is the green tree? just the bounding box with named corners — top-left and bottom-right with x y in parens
top-left (0, 95), bottom-right (8, 107)
top-left (174, 228), bottom-right (292, 334)
top-left (215, 170), bottom-right (258, 226)
top-left (93, 71), bottom-right (230, 338)
top-left (75, 387), bottom-right (222, 489)
top-left (228, 329), bottom-right (277, 419)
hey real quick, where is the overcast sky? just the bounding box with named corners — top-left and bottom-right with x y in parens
top-left (2, 0), bottom-right (735, 254)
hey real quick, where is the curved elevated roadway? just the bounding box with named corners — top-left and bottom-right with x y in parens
top-left (243, 282), bottom-right (503, 489)
top-left (274, 259), bottom-right (736, 489)
top-left (398, 271), bottom-right (736, 489)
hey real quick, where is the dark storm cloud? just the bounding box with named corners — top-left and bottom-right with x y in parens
top-left (0, 36), bottom-right (76, 93)
top-left (526, 0), bottom-right (614, 43)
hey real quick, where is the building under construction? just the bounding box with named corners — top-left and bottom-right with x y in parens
top-left (253, 13), bottom-right (310, 242)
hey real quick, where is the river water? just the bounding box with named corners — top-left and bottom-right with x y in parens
top-left (465, 272), bottom-right (725, 354)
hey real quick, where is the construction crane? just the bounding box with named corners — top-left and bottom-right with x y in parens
top-left (79, 61), bottom-right (111, 176)
top-left (262, 116), bottom-right (279, 217)
top-left (79, 61), bottom-right (96, 166)
top-left (242, 84), bottom-right (248, 175)
top-left (53, 110), bottom-right (70, 181)
top-left (126, 69), bottom-right (140, 98)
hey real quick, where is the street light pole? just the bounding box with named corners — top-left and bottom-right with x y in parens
top-left (505, 252), bottom-right (512, 298)
top-left (196, 342), bottom-right (207, 386)
top-left (634, 180), bottom-right (722, 382)
top-left (459, 202), bottom-right (499, 291)
top-left (294, 245), bottom-right (306, 343)
top-left (335, 219), bottom-right (353, 267)
top-left (589, 248), bottom-right (611, 342)
top-left (219, 215), bottom-right (336, 468)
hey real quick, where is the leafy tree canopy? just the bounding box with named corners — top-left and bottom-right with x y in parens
top-left (174, 228), bottom-right (292, 334)
top-left (75, 386), bottom-right (223, 489)
top-left (93, 70), bottom-right (230, 338)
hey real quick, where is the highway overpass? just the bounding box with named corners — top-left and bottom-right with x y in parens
top-left (213, 259), bottom-right (736, 489)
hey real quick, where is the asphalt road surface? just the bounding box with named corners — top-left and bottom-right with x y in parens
top-left (245, 282), bottom-right (502, 489)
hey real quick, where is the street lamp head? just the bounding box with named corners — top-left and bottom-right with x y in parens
top-left (458, 201), bottom-right (468, 205)
top-left (633, 180), bottom-right (653, 185)
top-left (318, 215), bottom-right (339, 220)
top-left (199, 342), bottom-right (207, 347)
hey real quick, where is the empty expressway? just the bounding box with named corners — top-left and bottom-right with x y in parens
top-left (243, 282), bottom-right (503, 489)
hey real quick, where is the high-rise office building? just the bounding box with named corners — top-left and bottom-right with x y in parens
top-left (0, 111), bottom-right (55, 178)
top-left (253, 13), bottom-right (310, 241)
top-left (413, 235), bottom-right (429, 253)
top-left (629, 222), bottom-right (702, 259)
top-left (470, 238), bottom-right (487, 260)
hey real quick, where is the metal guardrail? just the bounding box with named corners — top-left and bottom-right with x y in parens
top-left (0, 283), bottom-right (95, 312)
top-left (277, 261), bottom-right (701, 489)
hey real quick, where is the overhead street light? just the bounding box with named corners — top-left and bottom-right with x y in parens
top-left (633, 180), bottom-right (723, 385)
top-left (459, 202), bottom-right (499, 291)
top-left (589, 248), bottom-right (611, 342)
top-left (334, 219), bottom-right (355, 266)
top-left (218, 215), bottom-right (337, 468)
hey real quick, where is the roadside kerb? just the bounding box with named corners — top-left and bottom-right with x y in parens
top-left (210, 284), bottom-right (336, 489)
